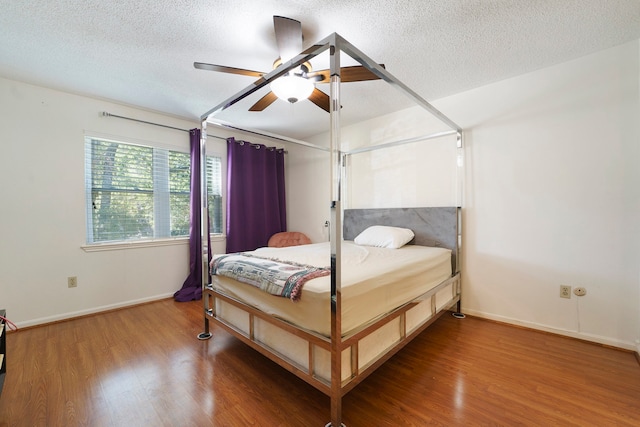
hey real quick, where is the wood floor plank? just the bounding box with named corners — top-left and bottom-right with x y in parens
top-left (0, 298), bottom-right (638, 426)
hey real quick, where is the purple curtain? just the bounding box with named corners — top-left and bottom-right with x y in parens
top-left (226, 137), bottom-right (286, 253)
top-left (174, 128), bottom-right (210, 302)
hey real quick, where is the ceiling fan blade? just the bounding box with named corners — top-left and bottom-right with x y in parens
top-left (309, 64), bottom-right (386, 83)
top-left (249, 91), bottom-right (278, 111)
top-left (273, 16), bottom-right (303, 63)
top-left (194, 62), bottom-right (264, 78)
top-left (341, 64), bottom-right (386, 82)
top-left (308, 88), bottom-right (330, 113)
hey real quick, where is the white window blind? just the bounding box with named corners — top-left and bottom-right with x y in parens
top-left (85, 137), bottom-right (223, 244)
top-left (207, 156), bottom-right (223, 234)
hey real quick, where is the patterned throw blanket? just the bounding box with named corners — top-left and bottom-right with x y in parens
top-left (210, 253), bottom-right (330, 301)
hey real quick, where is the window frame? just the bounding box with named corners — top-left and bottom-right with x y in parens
top-left (82, 134), bottom-right (226, 251)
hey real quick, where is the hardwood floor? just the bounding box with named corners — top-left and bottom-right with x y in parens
top-left (1, 298), bottom-right (639, 426)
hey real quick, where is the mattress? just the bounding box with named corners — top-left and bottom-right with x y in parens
top-left (211, 241), bottom-right (452, 337)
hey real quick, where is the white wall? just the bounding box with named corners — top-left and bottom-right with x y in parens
top-left (289, 107), bottom-right (461, 242)
top-left (437, 40), bottom-right (640, 350)
top-left (344, 124), bottom-right (459, 209)
top-left (0, 78), bottom-right (228, 326)
top-left (287, 40), bottom-right (640, 350)
top-left (1, 72), bottom-right (445, 327)
top-left (0, 77), bottom-right (298, 327)
top-left (284, 140), bottom-right (331, 243)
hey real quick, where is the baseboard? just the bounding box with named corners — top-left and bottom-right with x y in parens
top-left (462, 308), bottom-right (637, 352)
top-left (15, 292), bottom-right (175, 329)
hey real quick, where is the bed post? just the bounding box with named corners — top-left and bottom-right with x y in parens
top-left (327, 34), bottom-right (346, 427)
top-left (198, 119), bottom-right (213, 340)
top-left (452, 131), bottom-right (465, 318)
top-left (452, 205), bottom-right (464, 317)
top-left (329, 200), bottom-right (343, 426)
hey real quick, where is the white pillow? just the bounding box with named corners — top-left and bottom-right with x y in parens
top-left (353, 225), bottom-right (415, 249)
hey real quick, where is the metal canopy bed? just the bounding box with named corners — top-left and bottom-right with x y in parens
top-left (197, 33), bottom-right (463, 427)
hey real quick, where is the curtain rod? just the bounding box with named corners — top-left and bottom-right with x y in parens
top-left (102, 112), bottom-right (289, 153)
top-left (100, 112), bottom-right (227, 141)
top-left (207, 121), bottom-right (329, 152)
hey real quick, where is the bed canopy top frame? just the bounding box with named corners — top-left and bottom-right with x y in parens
top-left (198, 32), bottom-right (462, 427)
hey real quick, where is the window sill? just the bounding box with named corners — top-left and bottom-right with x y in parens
top-left (82, 234), bottom-right (225, 252)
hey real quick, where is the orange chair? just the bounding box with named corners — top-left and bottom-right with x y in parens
top-left (267, 231), bottom-right (311, 248)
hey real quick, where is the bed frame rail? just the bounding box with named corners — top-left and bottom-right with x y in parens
top-left (202, 272), bottom-right (461, 399)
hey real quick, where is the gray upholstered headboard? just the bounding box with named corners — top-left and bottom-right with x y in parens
top-left (343, 207), bottom-right (460, 273)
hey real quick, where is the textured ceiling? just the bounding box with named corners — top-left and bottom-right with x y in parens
top-left (1, 0), bottom-right (639, 139)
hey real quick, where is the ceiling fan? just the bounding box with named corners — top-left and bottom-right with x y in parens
top-left (194, 16), bottom-right (384, 113)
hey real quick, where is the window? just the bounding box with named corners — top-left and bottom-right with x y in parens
top-left (207, 156), bottom-right (223, 234)
top-left (85, 137), bottom-right (223, 244)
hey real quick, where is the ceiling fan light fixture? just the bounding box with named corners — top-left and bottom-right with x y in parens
top-left (270, 74), bottom-right (314, 104)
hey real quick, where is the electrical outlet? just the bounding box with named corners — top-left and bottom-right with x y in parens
top-left (573, 287), bottom-right (587, 296)
top-left (68, 276), bottom-right (78, 288)
top-left (560, 285), bottom-right (571, 299)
